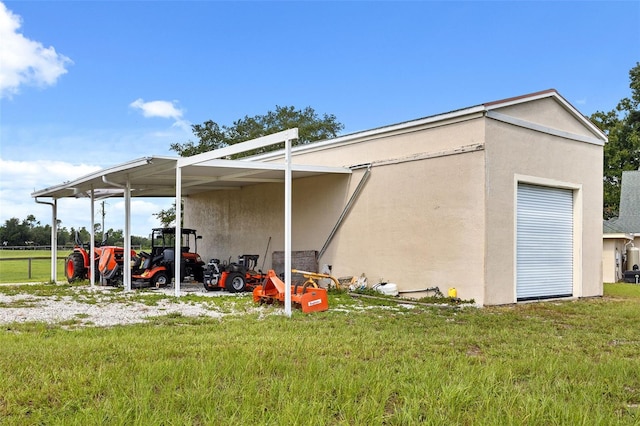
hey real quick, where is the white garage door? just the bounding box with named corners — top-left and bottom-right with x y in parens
top-left (517, 184), bottom-right (573, 301)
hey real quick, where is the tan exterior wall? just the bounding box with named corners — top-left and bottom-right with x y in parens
top-left (185, 173), bottom-right (350, 266)
top-left (186, 118), bottom-right (488, 303)
top-left (494, 98), bottom-right (600, 139)
top-left (484, 117), bottom-right (603, 305)
top-left (282, 114), bottom-right (485, 168)
top-left (183, 95), bottom-right (603, 306)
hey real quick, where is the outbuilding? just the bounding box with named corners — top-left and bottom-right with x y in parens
top-left (33, 89), bottom-right (606, 306)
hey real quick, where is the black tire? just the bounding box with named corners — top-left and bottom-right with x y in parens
top-left (65, 253), bottom-right (85, 282)
top-left (151, 271), bottom-right (170, 288)
top-left (225, 272), bottom-right (246, 293)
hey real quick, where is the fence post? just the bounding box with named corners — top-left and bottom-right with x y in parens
top-left (28, 258), bottom-right (32, 279)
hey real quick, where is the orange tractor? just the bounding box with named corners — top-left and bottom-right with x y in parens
top-left (64, 232), bottom-right (135, 285)
top-left (203, 254), bottom-right (266, 293)
top-left (131, 227), bottom-right (206, 288)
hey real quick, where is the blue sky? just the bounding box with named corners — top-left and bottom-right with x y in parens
top-left (1, 1), bottom-right (638, 237)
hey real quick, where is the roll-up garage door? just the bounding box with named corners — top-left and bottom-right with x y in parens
top-left (517, 184), bottom-right (573, 301)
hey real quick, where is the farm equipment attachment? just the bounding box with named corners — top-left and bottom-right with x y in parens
top-left (292, 269), bottom-right (342, 290)
top-left (253, 270), bottom-right (329, 313)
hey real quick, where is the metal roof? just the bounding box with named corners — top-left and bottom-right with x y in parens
top-left (31, 155), bottom-right (351, 200)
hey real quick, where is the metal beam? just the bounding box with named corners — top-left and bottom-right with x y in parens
top-left (177, 129), bottom-right (299, 168)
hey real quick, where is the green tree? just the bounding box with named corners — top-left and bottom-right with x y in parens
top-left (170, 105), bottom-right (344, 157)
top-left (153, 200), bottom-right (183, 227)
top-left (590, 62), bottom-right (640, 218)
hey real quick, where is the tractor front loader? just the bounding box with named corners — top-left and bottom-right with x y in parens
top-left (65, 232), bottom-right (134, 285)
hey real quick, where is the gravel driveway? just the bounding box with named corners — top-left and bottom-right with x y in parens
top-left (0, 283), bottom-right (257, 327)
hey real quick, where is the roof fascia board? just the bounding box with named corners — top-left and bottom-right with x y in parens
top-left (178, 128), bottom-right (299, 168)
top-left (486, 111), bottom-right (605, 146)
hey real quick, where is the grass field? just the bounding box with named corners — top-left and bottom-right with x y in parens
top-left (0, 250), bottom-right (66, 283)
top-left (0, 282), bottom-right (638, 424)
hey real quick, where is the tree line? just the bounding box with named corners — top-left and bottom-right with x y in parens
top-left (0, 215), bottom-right (149, 248)
top-left (590, 62), bottom-right (640, 219)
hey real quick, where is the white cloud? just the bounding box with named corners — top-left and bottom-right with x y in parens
top-left (129, 98), bottom-right (191, 131)
top-left (130, 98), bottom-right (183, 119)
top-left (0, 2), bottom-right (73, 99)
top-left (0, 158), bottom-right (172, 237)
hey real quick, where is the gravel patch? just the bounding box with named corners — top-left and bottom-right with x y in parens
top-left (0, 284), bottom-right (253, 328)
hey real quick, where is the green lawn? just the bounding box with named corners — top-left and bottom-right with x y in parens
top-left (0, 250), bottom-right (67, 283)
top-left (0, 283), bottom-right (638, 424)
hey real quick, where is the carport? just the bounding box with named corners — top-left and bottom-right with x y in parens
top-left (31, 129), bottom-right (352, 315)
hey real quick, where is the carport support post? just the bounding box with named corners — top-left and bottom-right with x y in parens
top-left (90, 188), bottom-right (95, 288)
top-left (174, 166), bottom-right (182, 297)
top-left (284, 138), bottom-right (292, 317)
top-left (51, 200), bottom-right (57, 281)
top-left (124, 178), bottom-right (132, 291)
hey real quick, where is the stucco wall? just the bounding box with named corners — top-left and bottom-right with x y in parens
top-left (186, 117), bottom-right (488, 303)
top-left (484, 116), bottom-right (603, 305)
top-left (184, 173), bottom-right (349, 266)
top-left (183, 96), bottom-right (603, 307)
top-left (321, 151), bottom-right (486, 304)
top-left (493, 98), bottom-right (600, 139)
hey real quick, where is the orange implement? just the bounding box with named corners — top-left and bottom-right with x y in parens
top-left (253, 270), bottom-right (329, 313)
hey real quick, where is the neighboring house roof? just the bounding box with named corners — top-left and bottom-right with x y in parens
top-left (603, 170), bottom-right (640, 234)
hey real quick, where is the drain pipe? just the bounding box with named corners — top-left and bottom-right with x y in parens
top-left (35, 197), bottom-right (58, 282)
top-left (318, 164), bottom-right (371, 260)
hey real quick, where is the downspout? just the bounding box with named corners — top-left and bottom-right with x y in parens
top-left (35, 197), bottom-right (58, 282)
top-left (318, 164), bottom-right (371, 260)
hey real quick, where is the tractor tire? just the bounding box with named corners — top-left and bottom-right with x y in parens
top-left (64, 253), bottom-right (85, 283)
top-left (151, 271), bottom-right (170, 288)
top-left (225, 271), bottom-right (246, 293)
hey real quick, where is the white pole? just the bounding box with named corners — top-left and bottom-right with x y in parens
top-left (124, 178), bottom-right (132, 291)
top-left (52, 200), bottom-right (57, 282)
top-left (175, 166), bottom-right (182, 297)
top-left (90, 188), bottom-right (95, 288)
top-left (284, 138), bottom-right (292, 317)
